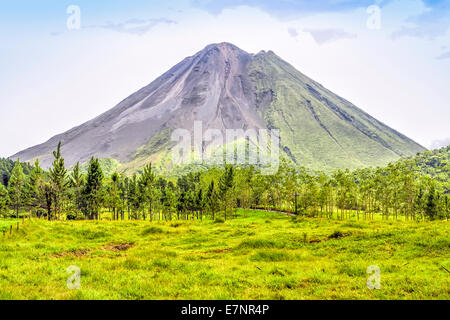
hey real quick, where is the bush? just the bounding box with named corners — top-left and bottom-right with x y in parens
top-left (328, 231), bottom-right (348, 239)
top-left (214, 218), bottom-right (225, 224)
top-left (35, 208), bottom-right (47, 218)
top-left (66, 212), bottom-right (84, 220)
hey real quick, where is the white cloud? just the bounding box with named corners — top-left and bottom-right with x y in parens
top-left (87, 18), bottom-right (176, 36)
top-left (288, 27), bottom-right (299, 38)
top-left (436, 51), bottom-right (450, 60)
top-left (430, 138), bottom-right (450, 150)
top-left (303, 28), bottom-right (357, 45)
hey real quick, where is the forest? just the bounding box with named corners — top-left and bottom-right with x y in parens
top-left (0, 143), bottom-right (449, 222)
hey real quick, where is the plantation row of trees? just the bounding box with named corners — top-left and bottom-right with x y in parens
top-left (0, 143), bottom-right (449, 221)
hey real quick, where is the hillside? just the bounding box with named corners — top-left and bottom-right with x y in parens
top-left (11, 43), bottom-right (425, 173)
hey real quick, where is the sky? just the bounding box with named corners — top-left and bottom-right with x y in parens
top-left (1, 0), bottom-right (449, 157)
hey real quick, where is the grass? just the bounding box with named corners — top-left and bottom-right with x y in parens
top-left (0, 209), bottom-right (448, 300)
top-left (0, 219), bottom-right (19, 232)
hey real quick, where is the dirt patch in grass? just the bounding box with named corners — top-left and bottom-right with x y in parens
top-left (102, 243), bottom-right (135, 252)
top-left (51, 249), bottom-right (91, 258)
top-left (205, 248), bottom-right (232, 254)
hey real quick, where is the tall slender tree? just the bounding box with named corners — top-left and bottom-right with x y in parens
top-left (81, 157), bottom-right (104, 220)
top-left (0, 183), bottom-right (9, 217)
top-left (49, 142), bottom-right (68, 219)
top-left (27, 159), bottom-right (45, 216)
top-left (8, 159), bottom-right (26, 216)
top-left (206, 180), bottom-right (219, 219)
top-left (219, 165), bottom-right (235, 220)
top-left (69, 162), bottom-right (84, 217)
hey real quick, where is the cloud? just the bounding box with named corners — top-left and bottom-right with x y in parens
top-left (430, 138), bottom-right (450, 150)
top-left (304, 28), bottom-right (357, 45)
top-left (436, 51), bottom-right (450, 60)
top-left (288, 28), bottom-right (299, 38)
top-left (87, 18), bottom-right (176, 35)
top-left (191, 0), bottom-right (387, 19)
top-left (392, 0), bottom-right (450, 39)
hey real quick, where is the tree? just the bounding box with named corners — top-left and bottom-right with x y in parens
top-left (49, 142), bottom-right (68, 219)
top-left (27, 159), bottom-right (45, 216)
top-left (106, 172), bottom-right (121, 220)
top-left (195, 188), bottom-right (205, 220)
top-left (69, 162), bottom-right (84, 217)
top-left (206, 180), bottom-right (219, 219)
top-left (0, 183), bottom-right (9, 217)
top-left (140, 163), bottom-right (156, 220)
top-left (127, 174), bottom-right (140, 219)
top-left (425, 183), bottom-right (438, 220)
top-left (81, 157), bottom-right (104, 220)
top-left (8, 159), bottom-right (26, 216)
top-left (219, 165), bottom-right (235, 220)
top-left (164, 182), bottom-right (177, 220)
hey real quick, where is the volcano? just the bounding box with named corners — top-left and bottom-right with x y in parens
top-left (11, 42), bottom-right (425, 173)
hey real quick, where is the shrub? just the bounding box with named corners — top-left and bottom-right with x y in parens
top-left (328, 231), bottom-right (345, 239)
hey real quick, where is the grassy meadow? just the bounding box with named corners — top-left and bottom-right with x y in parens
top-left (0, 219), bottom-right (20, 233)
top-left (0, 209), bottom-right (448, 300)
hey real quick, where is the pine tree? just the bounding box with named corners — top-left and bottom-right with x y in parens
top-left (127, 174), bottom-right (139, 220)
top-left (107, 172), bottom-right (121, 220)
top-left (425, 183), bottom-right (438, 220)
top-left (219, 165), bottom-right (235, 220)
top-left (0, 183), bottom-right (9, 217)
top-left (27, 159), bottom-right (45, 216)
top-left (81, 157), bottom-right (104, 220)
top-left (49, 142), bottom-right (68, 219)
top-left (140, 163), bottom-right (156, 220)
top-left (8, 159), bottom-right (26, 216)
top-left (69, 162), bottom-right (84, 217)
top-left (206, 180), bottom-right (219, 220)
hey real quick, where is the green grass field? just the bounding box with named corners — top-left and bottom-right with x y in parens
top-left (0, 210), bottom-right (448, 300)
top-left (0, 219), bottom-right (19, 233)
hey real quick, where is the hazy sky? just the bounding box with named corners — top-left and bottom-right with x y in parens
top-left (1, 0), bottom-right (449, 157)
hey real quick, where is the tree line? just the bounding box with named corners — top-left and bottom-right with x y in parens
top-left (0, 142), bottom-right (449, 221)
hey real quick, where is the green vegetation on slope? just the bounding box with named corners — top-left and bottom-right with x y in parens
top-left (410, 145), bottom-right (449, 192)
top-left (0, 210), bottom-right (448, 300)
top-left (248, 51), bottom-right (425, 171)
top-left (0, 158), bottom-right (33, 187)
top-left (80, 158), bottom-right (120, 177)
